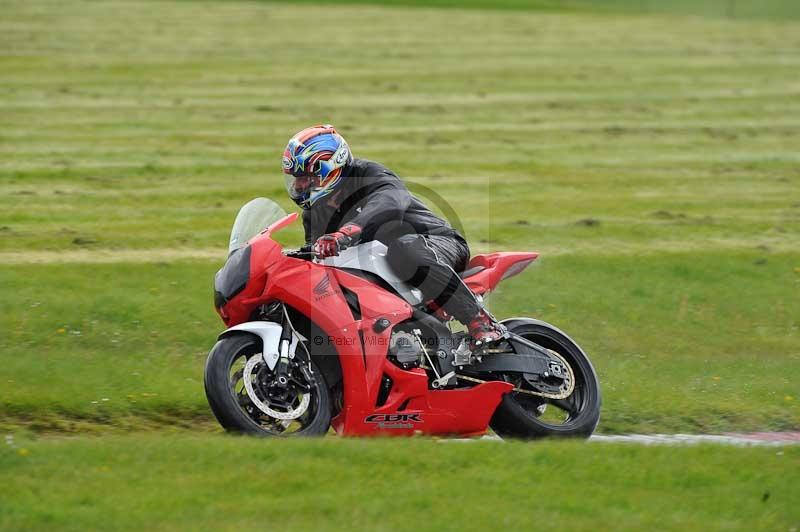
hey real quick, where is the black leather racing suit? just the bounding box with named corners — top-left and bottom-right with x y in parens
top-left (302, 158), bottom-right (482, 323)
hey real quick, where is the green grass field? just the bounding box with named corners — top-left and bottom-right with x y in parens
top-left (2, 0), bottom-right (799, 528)
top-left (2, 435), bottom-right (798, 530)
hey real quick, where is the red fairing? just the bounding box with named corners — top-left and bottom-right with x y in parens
top-left (217, 214), bottom-right (519, 437)
top-left (215, 237), bottom-right (282, 326)
top-left (462, 252), bottom-right (539, 295)
top-left (266, 211), bottom-right (299, 234)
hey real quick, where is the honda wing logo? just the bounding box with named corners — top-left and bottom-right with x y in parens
top-left (313, 274), bottom-right (331, 296)
top-left (313, 273), bottom-right (340, 301)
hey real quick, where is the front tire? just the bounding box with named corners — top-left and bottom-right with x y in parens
top-left (490, 319), bottom-right (601, 440)
top-left (204, 333), bottom-right (331, 436)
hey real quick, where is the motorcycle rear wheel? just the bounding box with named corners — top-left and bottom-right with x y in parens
top-left (489, 319), bottom-right (601, 440)
top-left (204, 333), bottom-right (331, 437)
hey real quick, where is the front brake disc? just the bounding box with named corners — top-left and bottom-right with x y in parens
top-left (243, 355), bottom-right (310, 420)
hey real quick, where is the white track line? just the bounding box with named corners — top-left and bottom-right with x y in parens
top-left (468, 432), bottom-right (800, 446)
top-left (588, 433), bottom-right (800, 447)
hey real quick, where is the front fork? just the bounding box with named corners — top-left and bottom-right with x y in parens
top-left (273, 307), bottom-right (294, 386)
top-left (273, 303), bottom-right (316, 390)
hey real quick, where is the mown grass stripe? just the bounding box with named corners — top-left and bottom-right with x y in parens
top-left (3, 117), bottom-right (800, 137)
top-left (2, 234), bottom-right (800, 264)
top-left (3, 86), bottom-right (800, 109)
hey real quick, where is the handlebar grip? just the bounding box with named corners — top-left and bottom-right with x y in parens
top-left (284, 250), bottom-right (317, 259)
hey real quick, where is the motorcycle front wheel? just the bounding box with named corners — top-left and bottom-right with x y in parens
top-left (489, 319), bottom-right (601, 440)
top-left (204, 333), bottom-right (331, 436)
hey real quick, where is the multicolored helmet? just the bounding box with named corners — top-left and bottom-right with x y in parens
top-left (282, 125), bottom-right (353, 209)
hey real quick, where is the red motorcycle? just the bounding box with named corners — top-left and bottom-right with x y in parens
top-left (205, 198), bottom-right (600, 439)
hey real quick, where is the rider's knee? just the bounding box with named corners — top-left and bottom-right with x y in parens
top-left (386, 234), bottom-right (424, 279)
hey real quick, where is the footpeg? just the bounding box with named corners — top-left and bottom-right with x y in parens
top-left (431, 371), bottom-right (456, 389)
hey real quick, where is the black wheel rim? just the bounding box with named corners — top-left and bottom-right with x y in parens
top-left (504, 331), bottom-right (592, 430)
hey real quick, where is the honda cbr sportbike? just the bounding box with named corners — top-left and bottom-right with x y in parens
top-left (205, 198), bottom-right (601, 439)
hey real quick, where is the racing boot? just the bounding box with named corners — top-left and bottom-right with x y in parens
top-left (467, 310), bottom-right (506, 350)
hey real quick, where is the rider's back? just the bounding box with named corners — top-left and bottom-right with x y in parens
top-left (302, 158), bottom-right (464, 247)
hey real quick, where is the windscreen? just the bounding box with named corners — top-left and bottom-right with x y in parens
top-left (228, 197), bottom-right (287, 254)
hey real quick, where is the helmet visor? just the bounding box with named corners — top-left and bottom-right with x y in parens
top-left (285, 173), bottom-right (320, 203)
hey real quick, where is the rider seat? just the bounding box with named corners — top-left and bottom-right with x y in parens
top-left (459, 252), bottom-right (539, 295)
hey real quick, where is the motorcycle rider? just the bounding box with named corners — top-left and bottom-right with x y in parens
top-left (282, 124), bottom-right (505, 348)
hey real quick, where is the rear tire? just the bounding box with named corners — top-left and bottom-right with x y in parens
top-left (490, 319), bottom-right (600, 440)
top-left (204, 333), bottom-right (331, 437)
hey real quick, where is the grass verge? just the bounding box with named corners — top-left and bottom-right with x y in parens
top-left (1, 434), bottom-right (798, 530)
